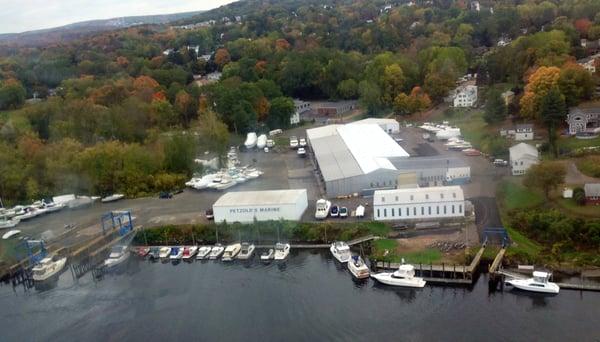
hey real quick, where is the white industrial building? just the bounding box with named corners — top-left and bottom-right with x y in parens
top-left (307, 123), bottom-right (409, 197)
top-left (509, 143), bottom-right (539, 176)
top-left (349, 118), bottom-right (400, 133)
top-left (212, 189), bottom-right (308, 223)
top-left (373, 186), bottom-right (465, 221)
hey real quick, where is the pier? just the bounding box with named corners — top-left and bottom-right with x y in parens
top-left (497, 268), bottom-right (600, 292)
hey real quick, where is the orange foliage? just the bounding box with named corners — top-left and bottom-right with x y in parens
top-left (116, 56), bottom-right (129, 67)
top-left (520, 66), bottom-right (561, 118)
top-left (133, 75), bottom-right (159, 90)
top-left (214, 48), bottom-right (231, 68)
top-left (574, 18), bottom-right (592, 35)
top-left (275, 38), bottom-right (291, 52)
top-left (152, 91), bottom-right (167, 102)
top-left (255, 60), bottom-right (267, 75)
top-left (255, 97), bottom-right (270, 121)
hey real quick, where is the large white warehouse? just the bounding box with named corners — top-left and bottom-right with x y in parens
top-left (373, 186), bottom-right (465, 221)
top-left (212, 189), bottom-right (308, 223)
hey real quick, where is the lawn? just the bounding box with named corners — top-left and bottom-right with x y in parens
top-left (558, 135), bottom-right (600, 151)
top-left (497, 179), bottom-right (544, 210)
top-left (504, 225), bottom-right (543, 262)
top-left (371, 239), bottom-right (442, 264)
top-left (575, 156), bottom-right (600, 178)
top-left (553, 197), bottom-right (600, 218)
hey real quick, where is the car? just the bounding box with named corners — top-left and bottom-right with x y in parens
top-left (493, 159), bottom-right (508, 167)
top-left (299, 138), bottom-right (307, 147)
top-left (297, 147), bottom-right (306, 157)
top-left (290, 136), bottom-right (299, 149)
top-left (330, 205), bottom-right (339, 218)
top-left (339, 207), bottom-right (348, 218)
top-left (159, 191), bottom-right (172, 199)
top-left (205, 209), bottom-right (214, 220)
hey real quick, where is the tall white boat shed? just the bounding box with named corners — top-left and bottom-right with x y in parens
top-left (373, 186), bottom-right (465, 221)
top-left (212, 189), bottom-right (308, 223)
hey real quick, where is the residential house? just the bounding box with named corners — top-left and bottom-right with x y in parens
top-left (581, 39), bottom-right (600, 53)
top-left (567, 106), bottom-right (600, 135)
top-left (453, 85), bottom-right (478, 107)
top-left (584, 184), bottom-right (600, 205)
top-left (292, 100), bottom-right (311, 125)
top-left (509, 143), bottom-right (539, 176)
top-left (501, 90), bottom-right (514, 106)
top-left (577, 53), bottom-right (599, 74)
top-left (515, 124), bottom-right (534, 141)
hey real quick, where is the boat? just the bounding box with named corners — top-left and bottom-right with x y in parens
top-left (371, 264), bottom-right (426, 288)
top-left (222, 243), bottom-right (242, 261)
top-left (32, 255), bottom-right (67, 282)
top-left (256, 134), bottom-right (268, 149)
top-left (289, 136), bottom-right (299, 149)
top-left (266, 139), bottom-right (275, 148)
top-left (462, 148), bottom-right (481, 156)
top-left (196, 246), bottom-right (212, 260)
top-left (315, 199), bottom-right (331, 220)
top-left (101, 194), bottom-right (125, 203)
top-left (2, 229), bottom-right (21, 239)
top-left (169, 247), bottom-right (184, 260)
top-left (260, 249), bottom-right (274, 261)
top-left (159, 246), bottom-right (171, 259)
top-left (136, 247), bottom-right (150, 257)
top-left (104, 245), bottom-right (130, 269)
top-left (148, 247), bottom-right (161, 260)
top-left (236, 242), bottom-right (255, 260)
top-left (505, 271), bottom-right (560, 294)
top-left (273, 243), bottom-right (290, 261)
top-left (0, 216), bottom-right (20, 229)
top-left (68, 196), bottom-right (95, 209)
top-left (347, 255), bottom-right (370, 279)
top-left (13, 207), bottom-right (43, 221)
top-left (355, 205), bottom-right (365, 218)
top-left (330, 241), bottom-right (351, 263)
top-left (209, 244), bottom-right (225, 259)
top-left (213, 177), bottom-right (236, 190)
top-left (244, 132), bottom-right (258, 149)
top-left (182, 246), bottom-right (198, 260)
top-left (330, 205), bottom-right (339, 218)
top-left (42, 201), bottom-right (65, 213)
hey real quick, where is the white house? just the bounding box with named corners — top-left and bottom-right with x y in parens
top-left (577, 53), bottom-right (599, 74)
top-left (292, 100), bottom-right (311, 125)
top-left (509, 143), bottom-right (539, 176)
top-left (453, 85), bottom-right (478, 107)
top-left (373, 186), bottom-right (465, 221)
top-left (515, 124), bottom-right (534, 141)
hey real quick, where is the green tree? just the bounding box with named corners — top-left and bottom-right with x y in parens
top-left (484, 89), bottom-right (507, 124)
top-left (524, 161), bottom-right (566, 199)
top-left (197, 110), bottom-right (230, 158)
top-left (358, 80), bottom-right (382, 115)
top-left (267, 97), bottom-right (294, 129)
top-left (163, 134), bottom-right (197, 176)
top-left (540, 87), bottom-right (566, 157)
top-left (0, 79), bottom-right (26, 110)
top-left (337, 79), bottom-right (358, 99)
top-left (573, 187), bottom-right (586, 206)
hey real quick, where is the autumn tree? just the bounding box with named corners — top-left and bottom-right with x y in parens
top-left (0, 79), bottom-right (26, 110)
top-left (558, 63), bottom-right (595, 107)
top-left (381, 64), bottom-right (405, 104)
top-left (214, 48), bottom-right (231, 69)
top-left (519, 66), bottom-right (560, 119)
top-left (524, 161), bottom-right (566, 199)
top-left (393, 86), bottom-right (431, 115)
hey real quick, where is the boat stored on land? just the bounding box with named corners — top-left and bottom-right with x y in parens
top-left (2, 229), bottom-right (21, 239)
top-left (196, 246), bottom-right (212, 259)
top-left (170, 247), bottom-right (184, 260)
top-left (0, 216), bottom-right (20, 229)
top-left (315, 199), bottom-right (331, 220)
top-left (257, 134), bottom-right (267, 149)
top-left (244, 132), bottom-right (258, 149)
top-left (32, 255), bottom-right (67, 282)
top-left (330, 241), bottom-right (351, 263)
top-left (347, 255), bottom-right (370, 279)
top-left (505, 271), bottom-right (560, 294)
top-left (371, 264), bottom-right (426, 288)
top-left (274, 243), bottom-right (290, 261)
top-left (209, 244), bottom-right (225, 259)
top-left (222, 243), bottom-right (241, 261)
top-left (101, 194), bottom-right (125, 203)
top-left (237, 243), bottom-right (255, 260)
top-left (148, 247), bottom-right (160, 260)
top-left (104, 246), bottom-right (130, 269)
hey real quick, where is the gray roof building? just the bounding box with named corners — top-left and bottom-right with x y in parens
top-left (584, 183), bottom-right (600, 197)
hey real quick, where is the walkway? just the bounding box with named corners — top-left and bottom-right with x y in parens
top-left (565, 161), bottom-right (600, 184)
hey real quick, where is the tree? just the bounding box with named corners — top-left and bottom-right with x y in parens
top-left (197, 110), bottom-right (229, 158)
top-left (381, 64), bottom-right (405, 104)
top-left (484, 89), bottom-right (507, 124)
top-left (214, 48), bottom-right (231, 69)
top-left (540, 87), bottom-right (566, 157)
top-left (267, 97), bottom-right (294, 129)
top-left (163, 134), bottom-right (196, 176)
top-left (337, 79), bottom-right (358, 99)
top-left (573, 187), bottom-right (586, 206)
top-left (0, 79), bottom-right (26, 110)
top-left (558, 63), bottom-right (595, 107)
top-left (520, 66), bottom-right (561, 119)
top-left (358, 80), bottom-right (382, 115)
top-left (524, 161), bottom-right (566, 199)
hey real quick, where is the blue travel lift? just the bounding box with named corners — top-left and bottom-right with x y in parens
top-left (101, 210), bottom-right (134, 236)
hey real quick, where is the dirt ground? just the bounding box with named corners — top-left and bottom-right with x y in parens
top-left (394, 230), bottom-right (471, 263)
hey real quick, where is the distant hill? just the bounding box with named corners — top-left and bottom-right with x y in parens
top-left (0, 11), bottom-right (205, 46)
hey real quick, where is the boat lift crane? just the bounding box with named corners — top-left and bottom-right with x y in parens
top-left (15, 239), bottom-right (48, 266)
top-left (101, 210), bottom-right (134, 236)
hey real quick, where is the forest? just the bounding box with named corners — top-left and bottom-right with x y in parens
top-left (0, 0), bottom-right (599, 204)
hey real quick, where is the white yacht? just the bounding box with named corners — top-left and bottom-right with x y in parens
top-left (104, 246), bottom-right (130, 269)
top-left (101, 194), bottom-right (125, 203)
top-left (222, 243), bottom-right (241, 261)
top-left (209, 244), bottom-right (225, 259)
top-left (256, 134), bottom-right (268, 149)
top-left (330, 241), bottom-right (351, 263)
top-left (315, 199), bottom-right (331, 220)
top-left (42, 201), bottom-right (65, 213)
top-left (274, 243), bottom-right (291, 260)
top-left (261, 249), bottom-right (274, 261)
top-left (244, 132), bottom-right (258, 149)
top-left (158, 246), bottom-right (171, 259)
top-left (13, 207), bottom-right (43, 221)
top-left (196, 246), bottom-right (212, 260)
top-left (371, 264), bottom-right (426, 288)
top-left (347, 255), bottom-right (370, 279)
top-left (505, 271), bottom-right (560, 294)
top-left (236, 243), bottom-right (255, 260)
top-left (182, 246), bottom-right (198, 260)
top-left (32, 255), bottom-right (67, 282)
top-left (0, 216), bottom-right (20, 229)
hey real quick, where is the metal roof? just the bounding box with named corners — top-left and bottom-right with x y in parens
top-left (584, 183), bottom-right (600, 197)
top-left (213, 189), bottom-right (307, 207)
top-left (310, 134), bottom-right (363, 181)
top-left (373, 186), bottom-right (464, 206)
top-left (509, 143), bottom-right (538, 159)
top-left (390, 156), bottom-right (468, 170)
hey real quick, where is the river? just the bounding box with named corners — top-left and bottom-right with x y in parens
top-left (1, 250), bottom-right (599, 342)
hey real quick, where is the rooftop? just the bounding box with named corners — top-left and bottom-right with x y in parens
top-left (213, 189), bottom-right (307, 207)
top-left (373, 186), bottom-right (464, 205)
top-left (509, 143), bottom-right (538, 159)
top-left (390, 156), bottom-right (468, 170)
top-left (584, 183), bottom-right (600, 197)
top-left (516, 123), bottom-right (533, 130)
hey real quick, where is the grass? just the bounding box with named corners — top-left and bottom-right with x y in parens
top-left (371, 239), bottom-right (442, 264)
top-left (558, 135), bottom-right (600, 151)
top-left (553, 197), bottom-right (600, 218)
top-left (498, 179), bottom-right (544, 210)
top-left (575, 156), bottom-right (600, 178)
top-left (504, 226), bottom-right (543, 261)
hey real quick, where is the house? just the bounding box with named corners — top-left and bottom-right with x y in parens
top-left (577, 53), bottom-right (599, 74)
top-left (509, 143), bottom-right (539, 176)
top-left (581, 39), bottom-right (600, 53)
top-left (584, 184), bottom-right (600, 205)
top-left (292, 100), bottom-right (311, 125)
top-left (452, 85), bottom-right (478, 108)
top-left (373, 186), bottom-right (465, 221)
top-left (501, 90), bottom-right (515, 106)
top-left (515, 124), bottom-right (534, 141)
top-left (567, 106), bottom-right (600, 135)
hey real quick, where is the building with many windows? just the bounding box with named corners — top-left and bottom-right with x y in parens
top-left (509, 143), bottom-right (539, 176)
top-left (452, 85), bottom-right (478, 107)
top-left (373, 186), bottom-right (465, 221)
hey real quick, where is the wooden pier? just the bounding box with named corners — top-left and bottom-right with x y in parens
top-left (497, 268), bottom-right (600, 292)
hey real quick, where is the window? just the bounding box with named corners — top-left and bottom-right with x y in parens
top-left (413, 207), bottom-right (416, 215)
top-left (425, 194), bottom-right (429, 200)
top-left (383, 209), bottom-right (387, 217)
top-left (428, 207), bottom-right (431, 215)
top-left (406, 207), bottom-right (410, 216)
top-left (370, 182), bottom-right (374, 188)
top-left (391, 208), bottom-right (395, 217)
top-left (452, 205), bottom-right (455, 214)
top-left (459, 204), bottom-right (463, 213)
top-left (421, 207), bottom-right (424, 215)
top-left (452, 193), bottom-right (456, 198)
top-left (399, 207), bottom-right (402, 216)
top-left (443, 206), bottom-right (447, 214)
top-left (377, 209), bottom-right (380, 217)
top-left (436, 206), bottom-right (440, 214)
top-left (440, 193), bottom-right (444, 199)
top-left (381, 197), bottom-right (385, 203)
top-left (410, 195), bottom-right (414, 201)
top-left (395, 196), bottom-right (399, 201)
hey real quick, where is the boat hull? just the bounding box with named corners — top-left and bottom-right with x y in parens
top-left (371, 273), bottom-right (426, 288)
top-left (33, 258), bottom-right (67, 282)
top-left (506, 279), bottom-right (560, 294)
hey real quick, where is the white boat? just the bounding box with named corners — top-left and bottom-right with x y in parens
top-left (330, 241), bottom-right (351, 263)
top-left (297, 147), bottom-right (306, 157)
top-left (159, 246), bottom-right (171, 259)
top-left (347, 255), bottom-right (370, 279)
top-left (222, 243), bottom-right (241, 261)
top-left (2, 229), bottom-right (21, 239)
top-left (32, 255), bottom-right (67, 282)
top-left (371, 264), bottom-right (426, 288)
top-left (256, 134), bottom-right (267, 149)
top-left (244, 132), bottom-right (258, 149)
top-left (436, 128), bottom-right (461, 140)
top-left (104, 245), bottom-right (130, 269)
top-left (101, 194), bottom-right (125, 203)
top-left (505, 271), bottom-right (560, 294)
top-left (261, 249), bottom-right (274, 261)
top-left (169, 247), bottom-right (184, 259)
top-left (236, 243), bottom-right (255, 260)
top-left (273, 242), bottom-right (290, 260)
top-left (196, 246), bottom-right (212, 260)
top-left (209, 244), bottom-right (225, 259)
top-left (0, 216), bottom-right (20, 229)
top-left (182, 246), bottom-right (198, 260)
top-left (315, 199), bottom-right (331, 220)
top-left (42, 202), bottom-right (65, 213)
top-left (289, 136), bottom-right (299, 149)
top-left (266, 139), bottom-right (275, 148)
top-left (355, 205), bottom-right (365, 218)
top-left (13, 207), bottom-right (43, 221)
top-left (214, 178), bottom-right (236, 190)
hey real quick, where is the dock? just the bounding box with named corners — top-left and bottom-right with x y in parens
top-left (497, 268), bottom-right (600, 292)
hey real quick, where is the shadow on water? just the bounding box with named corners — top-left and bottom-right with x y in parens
top-left (371, 282), bottom-right (420, 303)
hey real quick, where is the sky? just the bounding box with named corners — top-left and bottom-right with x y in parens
top-left (0, 0), bottom-right (238, 34)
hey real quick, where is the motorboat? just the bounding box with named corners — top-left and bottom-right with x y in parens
top-left (101, 194), bottom-right (125, 203)
top-left (347, 255), bottom-right (370, 279)
top-left (339, 207), bottom-right (348, 218)
top-left (261, 249), bottom-right (274, 261)
top-left (315, 199), bottom-right (331, 220)
top-left (148, 247), bottom-right (160, 260)
top-left (299, 138), bottom-right (307, 147)
top-left (182, 246), bottom-right (198, 260)
top-left (213, 177), bottom-right (236, 191)
top-left (256, 134), bottom-right (268, 149)
top-left (104, 245), bottom-right (130, 269)
top-left (244, 132), bottom-right (258, 149)
top-left (371, 264), bottom-right (426, 288)
top-left (159, 246), bottom-right (172, 259)
top-left (196, 246), bottom-right (212, 260)
top-left (0, 216), bottom-right (20, 229)
top-left (13, 207), bottom-right (43, 221)
top-left (330, 205), bottom-right (339, 218)
top-left (222, 243), bottom-right (242, 261)
top-left (42, 201), bottom-right (65, 213)
top-left (462, 148), bottom-right (481, 156)
top-left (505, 271), bottom-right (560, 294)
top-left (289, 136), bottom-right (299, 149)
top-left (32, 255), bottom-right (67, 282)
top-left (169, 247), bottom-right (184, 260)
top-left (2, 229), bottom-right (21, 239)
top-left (209, 244), bottom-right (225, 259)
top-left (274, 243), bottom-right (290, 260)
top-left (355, 205), bottom-right (365, 218)
top-left (136, 247), bottom-right (150, 257)
top-left (436, 127), bottom-right (461, 140)
top-left (236, 243), bottom-right (255, 260)
top-left (297, 147), bottom-right (306, 157)
top-left (330, 241), bottom-right (351, 263)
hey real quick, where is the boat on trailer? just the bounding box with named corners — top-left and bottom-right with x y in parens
top-left (32, 255), bottom-right (67, 282)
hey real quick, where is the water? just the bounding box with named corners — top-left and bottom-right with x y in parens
top-left (1, 250), bottom-right (599, 342)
